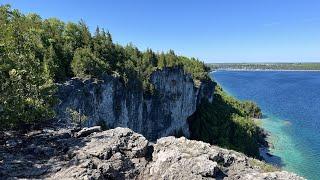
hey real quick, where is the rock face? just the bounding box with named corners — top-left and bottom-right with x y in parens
top-left (0, 127), bottom-right (304, 179)
top-left (141, 136), bottom-right (303, 180)
top-left (56, 67), bottom-right (215, 140)
top-left (51, 127), bottom-right (149, 179)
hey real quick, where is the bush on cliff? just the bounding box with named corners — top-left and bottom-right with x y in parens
top-left (188, 85), bottom-right (263, 158)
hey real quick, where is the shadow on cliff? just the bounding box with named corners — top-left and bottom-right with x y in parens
top-left (187, 93), bottom-right (285, 168)
top-left (260, 147), bottom-right (285, 168)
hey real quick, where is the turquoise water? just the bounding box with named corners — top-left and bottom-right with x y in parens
top-left (212, 71), bottom-right (320, 180)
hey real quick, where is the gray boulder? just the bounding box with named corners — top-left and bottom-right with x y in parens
top-left (50, 127), bottom-right (149, 179)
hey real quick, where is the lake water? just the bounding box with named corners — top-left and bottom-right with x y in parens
top-left (212, 71), bottom-right (320, 180)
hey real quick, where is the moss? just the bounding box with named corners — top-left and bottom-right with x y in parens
top-left (249, 159), bottom-right (279, 172)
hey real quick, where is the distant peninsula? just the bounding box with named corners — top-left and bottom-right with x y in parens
top-left (208, 63), bottom-right (320, 71)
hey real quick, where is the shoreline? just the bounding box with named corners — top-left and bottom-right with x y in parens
top-left (255, 116), bottom-right (287, 170)
top-left (254, 118), bottom-right (281, 167)
top-left (212, 69), bottom-right (320, 72)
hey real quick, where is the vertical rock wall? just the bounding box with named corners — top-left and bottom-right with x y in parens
top-left (56, 67), bottom-right (215, 140)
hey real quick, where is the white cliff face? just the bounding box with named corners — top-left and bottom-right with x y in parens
top-left (150, 68), bottom-right (212, 137)
top-left (56, 67), bottom-right (215, 140)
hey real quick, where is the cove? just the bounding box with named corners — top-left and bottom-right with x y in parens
top-left (211, 71), bottom-right (320, 180)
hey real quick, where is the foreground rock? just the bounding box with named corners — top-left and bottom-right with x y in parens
top-left (0, 127), bottom-right (304, 180)
top-left (141, 136), bottom-right (303, 180)
top-left (75, 126), bottom-right (102, 138)
top-left (51, 127), bottom-right (149, 179)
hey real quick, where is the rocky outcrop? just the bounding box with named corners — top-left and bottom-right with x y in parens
top-left (50, 127), bottom-right (149, 179)
top-left (56, 67), bottom-right (215, 140)
top-left (141, 136), bottom-right (303, 180)
top-left (0, 127), bottom-right (304, 179)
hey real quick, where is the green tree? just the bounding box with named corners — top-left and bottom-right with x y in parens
top-left (42, 18), bottom-right (68, 81)
top-left (43, 45), bottom-right (61, 80)
top-left (0, 5), bottom-right (56, 129)
top-left (71, 47), bottom-right (109, 78)
top-left (157, 52), bottom-right (167, 68)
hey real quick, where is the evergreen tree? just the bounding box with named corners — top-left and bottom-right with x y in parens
top-left (0, 5), bottom-right (56, 128)
top-left (71, 47), bottom-right (109, 78)
top-left (157, 52), bottom-right (167, 68)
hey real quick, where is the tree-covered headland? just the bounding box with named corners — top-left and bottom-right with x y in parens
top-left (0, 5), bottom-right (263, 157)
top-left (208, 63), bottom-right (320, 71)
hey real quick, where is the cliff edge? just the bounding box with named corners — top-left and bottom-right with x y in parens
top-left (0, 127), bottom-right (304, 179)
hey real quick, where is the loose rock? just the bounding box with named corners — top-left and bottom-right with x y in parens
top-left (75, 126), bottom-right (102, 138)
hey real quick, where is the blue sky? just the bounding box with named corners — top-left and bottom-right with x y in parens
top-left (2, 0), bottom-right (320, 63)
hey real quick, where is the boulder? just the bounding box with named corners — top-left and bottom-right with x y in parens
top-left (50, 127), bottom-right (148, 179)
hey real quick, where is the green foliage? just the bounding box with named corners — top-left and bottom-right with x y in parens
top-left (71, 47), bottom-right (109, 78)
top-left (0, 5), bottom-right (58, 129)
top-left (188, 85), bottom-right (263, 158)
top-left (66, 108), bottom-right (88, 127)
top-left (178, 56), bottom-right (210, 81)
top-left (214, 86), bottom-right (262, 118)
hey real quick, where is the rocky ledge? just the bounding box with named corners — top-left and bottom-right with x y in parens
top-left (0, 127), bottom-right (304, 180)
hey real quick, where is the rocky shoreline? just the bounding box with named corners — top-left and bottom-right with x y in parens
top-left (0, 125), bottom-right (304, 179)
top-left (253, 117), bottom-right (282, 167)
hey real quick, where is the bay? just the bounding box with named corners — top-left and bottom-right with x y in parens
top-left (212, 71), bottom-right (320, 180)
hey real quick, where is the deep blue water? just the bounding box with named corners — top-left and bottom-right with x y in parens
top-left (212, 71), bottom-right (320, 180)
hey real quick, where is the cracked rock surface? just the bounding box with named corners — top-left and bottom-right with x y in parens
top-left (0, 127), bottom-right (304, 180)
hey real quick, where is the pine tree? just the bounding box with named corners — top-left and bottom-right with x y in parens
top-left (71, 47), bottom-right (109, 78)
top-left (157, 52), bottom-right (167, 68)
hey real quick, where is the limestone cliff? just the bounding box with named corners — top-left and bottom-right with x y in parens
top-left (56, 67), bottom-right (215, 140)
